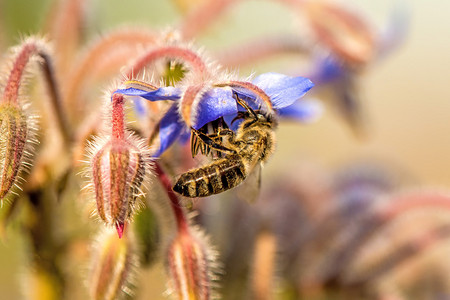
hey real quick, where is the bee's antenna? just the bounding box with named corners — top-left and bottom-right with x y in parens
top-left (233, 92), bottom-right (258, 120)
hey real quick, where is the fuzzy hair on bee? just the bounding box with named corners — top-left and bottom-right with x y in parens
top-left (173, 95), bottom-right (277, 198)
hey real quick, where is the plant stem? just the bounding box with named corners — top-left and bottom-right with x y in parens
top-left (154, 162), bottom-right (188, 232)
top-left (1, 39), bottom-right (73, 146)
top-left (127, 46), bottom-right (209, 80)
top-left (111, 94), bottom-right (125, 141)
top-left (38, 50), bottom-right (73, 145)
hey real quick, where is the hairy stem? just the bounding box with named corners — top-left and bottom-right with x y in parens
top-left (111, 93), bottom-right (125, 141)
top-left (2, 43), bottom-right (36, 105)
top-left (64, 28), bottom-right (157, 113)
top-left (1, 39), bottom-right (72, 145)
top-left (127, 46), bottom-right (209, 80)
top-left (154, 162), bottom-right (188, 232)
top-left (38, 50), bottom-right (73, 145)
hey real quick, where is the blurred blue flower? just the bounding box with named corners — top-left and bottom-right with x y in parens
top-left (305, 2), bottom-right (409, 135)
top-left (309, 54), bottom-right (363, 134)
top-left (114, 73), bottom-right (315, 157)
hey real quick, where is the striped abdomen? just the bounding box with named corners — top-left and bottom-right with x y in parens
top-left (173, 154), bottom-right (246, 197)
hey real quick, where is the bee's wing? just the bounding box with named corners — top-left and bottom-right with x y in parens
top-left (236, 164), bottom-right (262, 203)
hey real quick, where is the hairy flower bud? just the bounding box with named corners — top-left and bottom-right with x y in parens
top-left (0, 103), bottom-right (34, 201)
top-left (89, 228), bottom-right (139, 300)
top-left (87, 133), bottom-right (152, 237)
top-left (0, 38), bottom-right (45, 202)
top-left (166, 227), bottom-right (219, 300)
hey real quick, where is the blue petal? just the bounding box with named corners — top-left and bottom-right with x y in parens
top-left (310, 55), bottom-right (347, 84)
top-left (251, 72), bottom-right (314, 109)
top-left (131, 97), bottom-right (147, 118)
top-left (114, 86), bottom-right (181, 101)
top-left (153, 103), bottom-right (185, 157)
top-left (278, 98), bottom-right (323, 123)
top-left (192, 87), bottom-right (238, 129)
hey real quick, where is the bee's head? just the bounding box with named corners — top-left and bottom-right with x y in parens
top-left (258, 111), bottom-right (277, 128)
top-left (239, 110), bottom-right (277, 130)
top-left (232, 94), bottom-right (278, 129)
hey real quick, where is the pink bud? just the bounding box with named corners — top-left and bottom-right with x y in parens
top-left (88, 134), bottom-right (151, 237)
top-left (166, 227), bottom-right (219, 300)
top-left (0, 38), bottom-right (45, 202)
top-left (89, 229), bottom-right (139, 300)
top-left (85, 93), bottom-right (152, 237)
top-left (0, 103), bottom-right (35, 201)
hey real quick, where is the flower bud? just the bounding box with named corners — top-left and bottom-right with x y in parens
top-left (87, 133), bottom-right (152, 238)
top-left (89, 228), bottom-right (138, 300)
top-left (0, 103), bottom-right (34, 202)
top-left (304, 1), bottom-right (375, 65)
top-left (166, 227), bottom-right (219, 300)
top-left (0, 38), bottom-right (42, 202)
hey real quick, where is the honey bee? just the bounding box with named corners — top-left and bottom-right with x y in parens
top-left (172, 95), bottom-right (277, 198)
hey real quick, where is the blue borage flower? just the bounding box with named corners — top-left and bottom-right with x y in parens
top-left (114, 72), bottom-right (316, 157)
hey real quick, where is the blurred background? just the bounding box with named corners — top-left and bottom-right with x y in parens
top-left (1, 0), bottom-right (450, 299)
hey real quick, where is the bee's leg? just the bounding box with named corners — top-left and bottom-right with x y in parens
top-left (191, 133), bottom-right (217, 157)
top-left (212, 128), bottom-right (235, 158)
top-left (216, 128), bottom-right (234, 137)
top-left (191, 127), bottom-right (236, 155)
top-left (216, 116), bottom-right (230, 130)
top-left (211, 116), bottom-right (230, 131)
top-left (231, 111), bottom-right (248, 125)
top-left (190, 118), bottom-right (235, 158)
top-left (190, 132), bottom-right (202, 158)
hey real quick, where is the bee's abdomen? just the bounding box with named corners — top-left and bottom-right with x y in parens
top-left (173, 155), bottom-right (246, 197)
